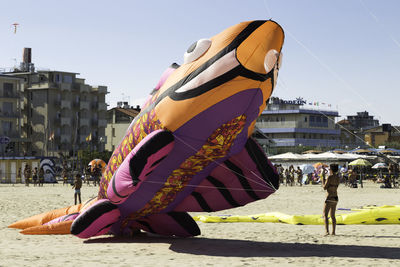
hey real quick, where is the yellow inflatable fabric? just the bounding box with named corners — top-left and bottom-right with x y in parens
top-left (193, 205), bottom-right (400, 225)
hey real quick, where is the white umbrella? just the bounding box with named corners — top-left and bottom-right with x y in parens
top-left (299, 164), bottom-right (314, 174)
top-left (269, 152), bottom-right (303, 160)
top-left (372, 163), bottom-right (388, 169)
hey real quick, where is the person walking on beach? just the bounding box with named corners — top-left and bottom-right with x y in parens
top-left (284, 168), bottom-right (290, 186)
top-left (17, 167), bottom-right (22, 184)
top-left (296, 166), bottom-right (303, 186)
top-left (32, 167), bottom-right (38, 186)
top-left (289, 165), bottom-right (295, 186)
top-left (321, 165), bottom-right (328, 183)
top-left (322, 163), bottom-right (340, 236)
top-left (62, 165), bottom-right (69, 185)
top-left (38, 167), bottom-right (44, 186)
top-left (72, 174), bottom-right (82, 205)
top-left (24, 164), bottom-right (31, 186)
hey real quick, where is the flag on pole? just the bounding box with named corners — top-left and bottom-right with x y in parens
top-left (86, 133), bottom-right (92, 142)
top-left (48, 132), bottom-right (54, 141)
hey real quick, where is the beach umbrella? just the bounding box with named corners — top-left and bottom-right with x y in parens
top-left (349, 158), bottom-right (372, 166)
top-left (88, 159), bottom-right (106, 172)
top-left (300, 164), bottom-right (314, 174)
top-left (302, 150), bottom-right (322, 154)
top-left (372, 163), bottom-right (387, 169)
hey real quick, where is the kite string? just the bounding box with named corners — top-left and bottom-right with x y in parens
top-left (359, 0), bottom-right (400, 49)
top-left (263, 3), bottom-right (400, 137)
top-left (173, 133), bottom-right (279, 192)
top-left (277, 76), bottom-right (399, 166)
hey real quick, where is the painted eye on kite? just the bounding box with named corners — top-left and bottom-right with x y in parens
top-left (264, 49), bottom-right (280, 73)
top-left (183, 39), bottom-right (212, 64)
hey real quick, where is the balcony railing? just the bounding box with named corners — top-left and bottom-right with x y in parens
top-left (61, 100), bottom-right (71, 109)
top-left (61, 83), bottom-right (71, 92)
top-left (0, 112), bottom-right (19, 118)
top-left (79, 101), bottom-right (90, 110)
top-left (1, 93), bottom-right (20, 98)
top-left (80, 84), bottom-right (90, 93)
top-left (80, 118), bottom-right (90, 127)
top-left (97, 86), bottom-right (107, 94)
top-left (61, 134), bottom-right (71, 143)
top-left (98, 103), bottom-right (107, 111)
top-left (61, 117), bottom-right (71, 126)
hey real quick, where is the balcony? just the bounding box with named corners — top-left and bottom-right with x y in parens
top-left (97, 86), bottom-right (107, 94)
top-left (61, 134), bottom-right (71, 143)
top-left (61, 117), bottom-right (70, 126)
top-left (79, 101), bottom-right (90, 110)
top-left (80, 118), bottom-right (90, 127)
top-left (98, 119), bottom-right (107, 128)
top-left (1, 92), bottom-right (20, 99)
top-left (0, 111), bottom-right (18, 118)
top-left (61, 100), bottom-right (71, 109)
top-left (98, 103), bottom-right (107, 111)
top-left (1, 131), bottom-right (20, 139)
top-left (80, 84), bottom-right (90, 93)
top-left (61, 83), bottom-right (72, 92)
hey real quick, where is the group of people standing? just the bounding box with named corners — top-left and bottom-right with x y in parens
top-left (22, 165), bottom-right (45, 186)
top-left (61, 164), bottom-right (102, 186)
top-left (275, 164), bottom-right (305, 186)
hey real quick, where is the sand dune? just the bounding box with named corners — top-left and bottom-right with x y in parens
top-left (1, 181), bottom-right (399, 266)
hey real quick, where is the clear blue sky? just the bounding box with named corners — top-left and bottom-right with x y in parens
top-left (2, 0), bottom-right (400, 124)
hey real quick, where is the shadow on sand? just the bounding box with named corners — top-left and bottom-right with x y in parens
top-left (85, 235), bottom-right (400, 259)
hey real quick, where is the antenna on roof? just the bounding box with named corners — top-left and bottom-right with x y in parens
top-left (12, 23), bottom-right (19, 34)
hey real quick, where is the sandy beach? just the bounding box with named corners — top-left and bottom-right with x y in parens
top-left (1, 181), bottom-right (399, 266)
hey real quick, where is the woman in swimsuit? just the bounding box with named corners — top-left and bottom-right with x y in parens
top-left (322, 163), bottom-right (340, 235)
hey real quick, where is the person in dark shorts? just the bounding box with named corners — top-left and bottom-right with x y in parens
top-left (24, 165), bottom-right (31, 187)
top-left (32, 167), bottom-right (38, 186)
top-left (72, 174), bottom-right (82, 205)
top-left (322, 163), bottom-right (340, 235)
top-left (38, 167), bottom-right (44, 186)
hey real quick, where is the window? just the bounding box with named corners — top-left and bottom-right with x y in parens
top-left (55, 74), bottom-right (62, 83)
top-left (304, 116), bottom-right (308, 122)
top-left (112, 128), bottom-right (116, 137)
top-left (3, 83), bottom-right (13, 97)
top-left (63, 75), bottom-right (72, 83)
top-left (3, 102), bottom-right (13, 115)
top-left (2, 121), bottom-right (12, 134)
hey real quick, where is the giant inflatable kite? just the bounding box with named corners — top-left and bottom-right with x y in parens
top-left (9, 20), bottom-right (284, 238)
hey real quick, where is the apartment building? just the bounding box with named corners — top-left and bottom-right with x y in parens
top-left (256, 97), bottom-right (340, 151)
top-left (5, 48), bottom-right (108, 156)
top-left (0, 75), bottom-right (25, 156)
top-left (105, 102), bottom-right (140, 152)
